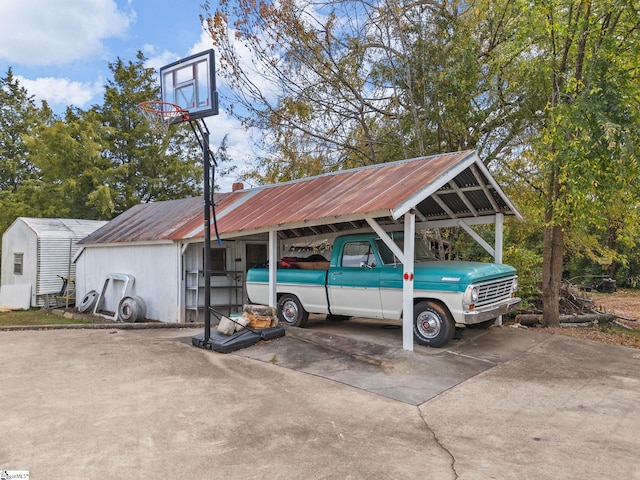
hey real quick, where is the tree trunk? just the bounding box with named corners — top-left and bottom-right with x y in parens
top-left (542, 224), bottom-right (564, 327)
top-left (542, 153), bottom-right (564, 328)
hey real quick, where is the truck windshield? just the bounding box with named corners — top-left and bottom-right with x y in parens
top-left (375, 236), bottom-right (437, 264)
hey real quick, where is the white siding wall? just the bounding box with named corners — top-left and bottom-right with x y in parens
top-left (76, 242), bottom-right (181, 322)
top-left (1, 221), bottom-right (38, 305)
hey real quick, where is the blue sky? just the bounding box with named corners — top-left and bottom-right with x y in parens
top-left (0, 0), bottom-right (255, 191)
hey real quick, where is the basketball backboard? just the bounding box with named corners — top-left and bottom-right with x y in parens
top-left (160, 49), bottom-right (218, 123)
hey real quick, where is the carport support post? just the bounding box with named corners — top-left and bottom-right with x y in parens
top-left (268, 230), bottom-right (278, 308)
top-left (403, 211), bottom-right (416, 351)
top-left (494, 213), bottom-right (504, 326)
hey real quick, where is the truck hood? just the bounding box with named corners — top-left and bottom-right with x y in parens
top-left (414, 261), bottom-right (516, 284)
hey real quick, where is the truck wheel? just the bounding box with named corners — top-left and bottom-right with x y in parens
top-left (413, 301), bottom-right (455, 348)
top-left (277, 294), bottom-right (309, 327)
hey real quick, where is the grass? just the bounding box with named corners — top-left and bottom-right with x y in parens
top-left (0, 309), bottom-right (95, 327)
top-left (600, 322), bottom-right (640, 343)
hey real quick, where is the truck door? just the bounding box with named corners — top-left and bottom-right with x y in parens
top-left (327, 240), bottom-right (383, 318)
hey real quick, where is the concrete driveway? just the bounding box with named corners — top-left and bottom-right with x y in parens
top-left (1, 321), bottom-right (639, 479)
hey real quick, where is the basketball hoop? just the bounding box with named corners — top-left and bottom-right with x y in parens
top-left (137, 101), bottom-right (190, 136)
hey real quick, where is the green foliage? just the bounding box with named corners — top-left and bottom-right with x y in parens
top-left (23, 107), bottom-right (111, 219)
top-left (503, 245), bottom-right (543, 307)
top-left (0, 68), bottom-right (47, 192)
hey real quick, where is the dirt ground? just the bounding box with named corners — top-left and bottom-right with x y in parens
top-left (590, 288), bottom-right (640, 321)
top-left (541, 288), bottom-right (640, 349)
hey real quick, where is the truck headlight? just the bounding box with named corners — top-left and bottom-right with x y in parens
top-left (464, 285), bottom-right (479, 305)
top-left (470, 286), bottom-right (479, 302)
top-left (512, 277), bottom-right (518, 293)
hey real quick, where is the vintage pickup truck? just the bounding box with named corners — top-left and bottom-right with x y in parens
top-left (246, 232), bottom-right (520, 347)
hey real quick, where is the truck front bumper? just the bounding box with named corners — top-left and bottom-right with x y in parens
top-left (462, 297), bottom-right (521, 324)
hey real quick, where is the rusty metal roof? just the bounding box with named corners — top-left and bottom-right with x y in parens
top-left (79, 196), bottom-right (206, 244)
top-left (80, 150), bottom-right (521, 245)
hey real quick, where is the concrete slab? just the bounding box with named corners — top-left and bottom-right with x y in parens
top-left (424, 334), bottom-right (640, 480)
top-left (237, 321), bottom-right (542, 405)
top-left (1, 324), bottom-right (639, 479)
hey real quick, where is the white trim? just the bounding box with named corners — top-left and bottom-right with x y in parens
top-left (79, 239), bottom-right (174, 248)
top-left (71, 246), bottom-right (85, 264)
top-left (268, 231), bottom-right (278, 308)
top-left (217, 209), bottom-right (392, 239)
top-left (494, 213), bottom-right (504, 264)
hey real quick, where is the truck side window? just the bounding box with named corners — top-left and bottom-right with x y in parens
top-left (341, 242), bottom-right (377, 268)
top-left (376, 240), bottom-right (395, 264)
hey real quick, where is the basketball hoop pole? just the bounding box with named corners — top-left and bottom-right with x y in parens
top-left (203, 123), bottom-right (212, 342)
top-left (189, 118), bottom-right (222, 343)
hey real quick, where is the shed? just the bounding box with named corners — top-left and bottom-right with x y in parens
top-left (1, 217), bottom-right (108, 308)
top-left (76, 150), bottom-right (521, 341)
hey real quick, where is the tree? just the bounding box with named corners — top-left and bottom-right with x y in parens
top-left (528, 1), bottom-right (640, 326)
top-left (0, 68), bottom-right (55, 233)
top-left (202, 0), bottom-right (539, 180)
top-left (23, 107), bottom-right (114, 219)
top-left (0, 68), bottom-right (49, 192)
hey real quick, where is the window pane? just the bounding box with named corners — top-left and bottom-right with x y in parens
top-left (14, 253), bottom-right (23, 275)
top-left (210, 248), bottom-right (226, 276)
top-left (246, 244), bottom-right (267, 271)
top-left (341, 242), bottom-right (376, 267)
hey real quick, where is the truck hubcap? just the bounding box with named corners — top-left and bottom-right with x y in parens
top-left (416, 311), bottom-right (441, 339)
top-left (282, 300), bottom-right (298, 324)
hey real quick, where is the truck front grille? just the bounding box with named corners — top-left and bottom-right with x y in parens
top-left (476, 278), bottom-right (515, 307)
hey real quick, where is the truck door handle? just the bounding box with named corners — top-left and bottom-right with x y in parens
top-left (332, 272), bottom-right (342, 275)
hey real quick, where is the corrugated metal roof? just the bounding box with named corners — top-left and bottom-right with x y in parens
top-left (79, 196), bottom-right (206, 244)
top-left (80, 150), bottom-right (521, 245)
top-left (17, 218), bottom-right (108, 238)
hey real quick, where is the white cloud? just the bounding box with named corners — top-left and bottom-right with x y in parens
top-left (17, 75), bottom-right (104, 109)
top-left (0, 0), bottom-right (133, 66)
top-left (141, 44), bottom-right (180, 72)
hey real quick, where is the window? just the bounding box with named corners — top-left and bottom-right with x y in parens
top-left (375, 237), bottom-right (437, 265)
top-left (246, 243), bottom-right (267, 271)
top-left (341, 242), bottom-right (377, 268)
top-left (14, 253), bottom-right (23, 275)
top-left (210, 248), bottom-right (226, 276)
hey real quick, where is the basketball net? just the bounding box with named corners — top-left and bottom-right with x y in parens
top-left (137, 101), bottom-right (190, 137)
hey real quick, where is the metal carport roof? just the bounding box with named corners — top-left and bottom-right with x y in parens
top-left (79, 150), bottom-right (520, 245)
top-left (175, 150), bottom-right (521, 242)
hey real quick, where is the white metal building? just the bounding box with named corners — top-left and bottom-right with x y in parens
top-left (1, 217), bottom-right (108, 307)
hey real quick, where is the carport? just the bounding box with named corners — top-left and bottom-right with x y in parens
top-left (181, 150), bottom-right (522, 351)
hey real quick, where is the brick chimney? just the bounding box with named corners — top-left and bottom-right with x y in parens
top-left (232, 182), bottom-right (244, 192)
